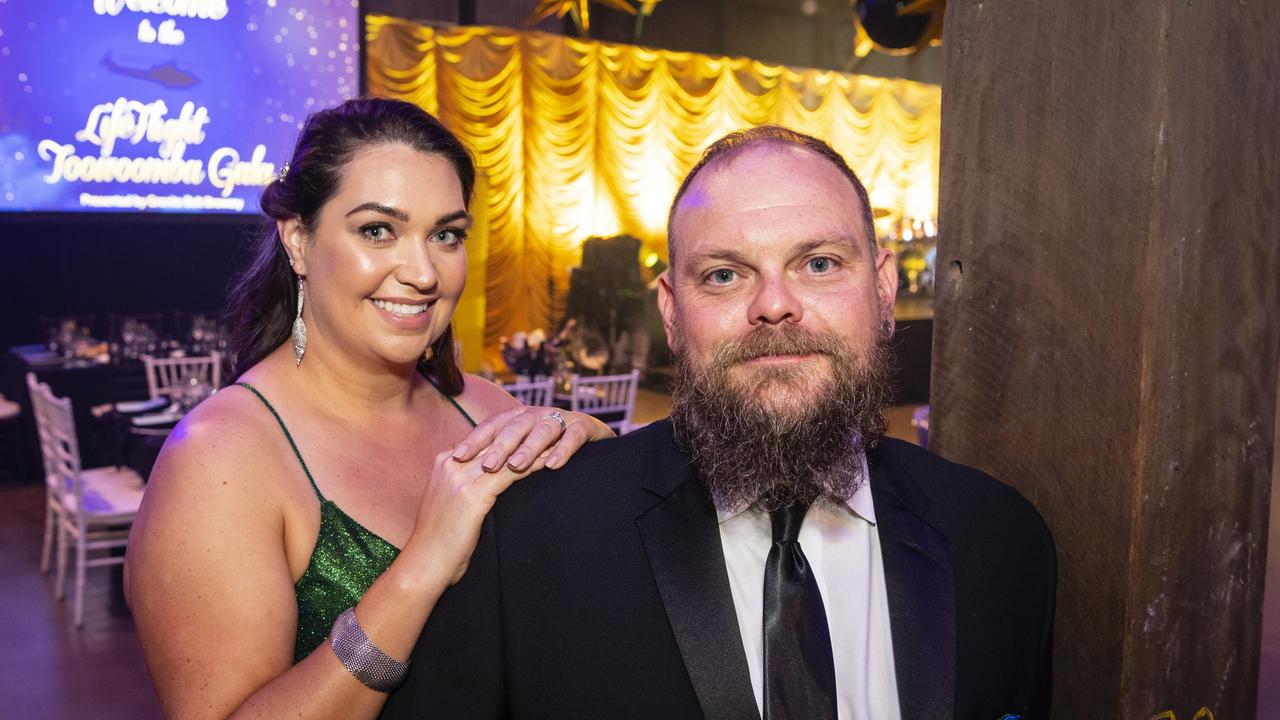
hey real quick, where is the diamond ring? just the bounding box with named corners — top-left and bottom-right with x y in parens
top-left (542, 410), bottom-right (567, 433)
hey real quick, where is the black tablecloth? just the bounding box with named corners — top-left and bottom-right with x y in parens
top-left (1, 349), bottom-right (150, 486)
top-left (97, 407), bottom-right (174, 481)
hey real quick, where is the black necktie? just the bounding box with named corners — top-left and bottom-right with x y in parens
top-left (762, 503), bottom-right (837, 720)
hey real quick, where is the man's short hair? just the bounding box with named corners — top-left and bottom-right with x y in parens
top-left (665, 125), bottom-right (878, 266)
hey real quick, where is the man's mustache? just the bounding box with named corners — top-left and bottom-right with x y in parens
top-left (711, 325), bottom-right (843, 366)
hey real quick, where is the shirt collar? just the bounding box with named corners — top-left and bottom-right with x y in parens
top-left (714, 450), bottom-right (876, 525)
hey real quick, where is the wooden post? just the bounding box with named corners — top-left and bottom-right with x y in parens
top-left (931, 2), bottom-right (1280, 717)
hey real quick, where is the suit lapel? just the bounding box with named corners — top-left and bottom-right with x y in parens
top-left (869, 445), bottom-right (956, 720)
top-left (635, 422), bottom-right (759, 720)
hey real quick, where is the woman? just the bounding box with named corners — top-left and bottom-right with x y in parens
top-left (125, 98), bottom-right (612, 719)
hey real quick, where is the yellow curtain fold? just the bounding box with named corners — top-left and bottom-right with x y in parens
top-left (366, 16), bottom-right (940, 349)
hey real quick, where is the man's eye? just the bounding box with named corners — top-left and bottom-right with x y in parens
top-left (708, 269), bottom-right (736, 285)
top-left (808, 257), bottom-right (835, 273)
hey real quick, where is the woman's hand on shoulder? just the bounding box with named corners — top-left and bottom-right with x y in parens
top-left (449, 374), bottom-right (615, 473)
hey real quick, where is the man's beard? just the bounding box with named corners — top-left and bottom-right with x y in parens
top-left (669, 322), bottom-right (892, 512)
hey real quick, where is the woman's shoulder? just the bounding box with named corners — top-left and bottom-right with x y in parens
top-left (130, 381), bottom-right (298, 589)
top-left (450, 373), bottom-right (520, 423)
top-left (170, 382), bottom-right (282, 452)
top-left (146, 379), bottom-right (293, 498)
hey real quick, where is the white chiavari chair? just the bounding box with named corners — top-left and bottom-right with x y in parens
top-left (502, 378), bottom-right (555, 407)
top-left (142, 352), bottom-right (221, 400)
top-left (29, 375), bottom-right (144, 626)
top-left (569, 369), bottom-right (640, 435)
top-left (27, 373), bottom-right (62, 574)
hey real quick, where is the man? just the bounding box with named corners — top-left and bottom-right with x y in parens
top-left (383, 127), bottom-right (1055, 719)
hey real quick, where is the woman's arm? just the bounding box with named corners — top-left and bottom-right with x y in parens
top-left (127, 405), bottom-right (535, 720)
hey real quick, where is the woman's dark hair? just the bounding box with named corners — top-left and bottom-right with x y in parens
top-left (224, 98), bottom-right (475, 394)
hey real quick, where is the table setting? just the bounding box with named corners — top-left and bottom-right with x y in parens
top-left (93, 373), bottom-right (218, 481)
top-left (3, 313), bottom-right (229, 485)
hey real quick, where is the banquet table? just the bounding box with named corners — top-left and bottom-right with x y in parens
top-left (96, 398), bottom-right (182, 482)
top-left (1, 346), bottom-right (150, 485)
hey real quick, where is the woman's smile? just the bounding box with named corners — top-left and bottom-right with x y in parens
top-left (369, 297), bottom-right (435, 329)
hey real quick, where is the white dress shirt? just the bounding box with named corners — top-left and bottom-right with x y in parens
top-left (716, 453), bottom-right (902, 720)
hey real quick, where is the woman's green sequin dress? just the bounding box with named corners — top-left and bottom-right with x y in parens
top-left (235, 382), bottom-right (476, 663)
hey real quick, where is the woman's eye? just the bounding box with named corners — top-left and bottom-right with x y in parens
top-left (708, 268), bottom-right (736, 285)
top-left (361, 224), bottom-right (393, 243)
top-left (432, 227), bottom-right (467, 245)
top-left (808, 256), bottom-right (836, 273)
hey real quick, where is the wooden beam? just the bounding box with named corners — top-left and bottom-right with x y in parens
top-left (933, 1), bottom-right (1280, 717)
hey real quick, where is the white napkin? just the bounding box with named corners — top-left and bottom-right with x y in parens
top-left (131, 410), bottom-right (183, 427)
top-left (115, 397), bottom-right (169, 414)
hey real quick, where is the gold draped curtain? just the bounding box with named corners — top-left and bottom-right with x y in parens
top-left (366, 15), bottom-right (940, 347)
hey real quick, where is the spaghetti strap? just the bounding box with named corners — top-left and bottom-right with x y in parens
top-left (423, 374), bottom-right (478, 428)
top-left (235, 382), bottom-right (325, 500)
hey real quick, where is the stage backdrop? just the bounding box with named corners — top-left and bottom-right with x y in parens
top-left (0, 0), bottom-right (359, 215)
top-left (365, 15), bottom-right (941, 347)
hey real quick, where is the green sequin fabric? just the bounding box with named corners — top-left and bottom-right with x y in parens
top-left (291, 501), bottom-right (401, 661)
top-left (234, 381), bottom-right (474, 663)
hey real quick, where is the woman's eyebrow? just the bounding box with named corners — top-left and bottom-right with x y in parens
top-left (344, 202), bottom-right (409, 221)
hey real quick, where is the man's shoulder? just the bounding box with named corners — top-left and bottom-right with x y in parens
top-left (873, 436), bottom-right (1034, 506)
top-left (871, 437), bottom-right (1054, 552)
top-left (561, 418), bottom-right (682, 473)
top-left (499, 419), bottom-right (685, 509)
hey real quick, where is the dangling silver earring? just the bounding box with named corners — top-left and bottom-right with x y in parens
top-left (293, 277), bottom-right (307, 366)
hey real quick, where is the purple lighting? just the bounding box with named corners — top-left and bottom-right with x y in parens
top-left (0, 0), bottom-right (359, 215)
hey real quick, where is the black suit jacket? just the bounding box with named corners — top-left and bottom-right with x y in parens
top-left (382, 420), bottom-right (1055, 720)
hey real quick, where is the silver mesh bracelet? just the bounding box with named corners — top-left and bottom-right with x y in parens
top-left (329, 607), bottom-right (409, 693)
